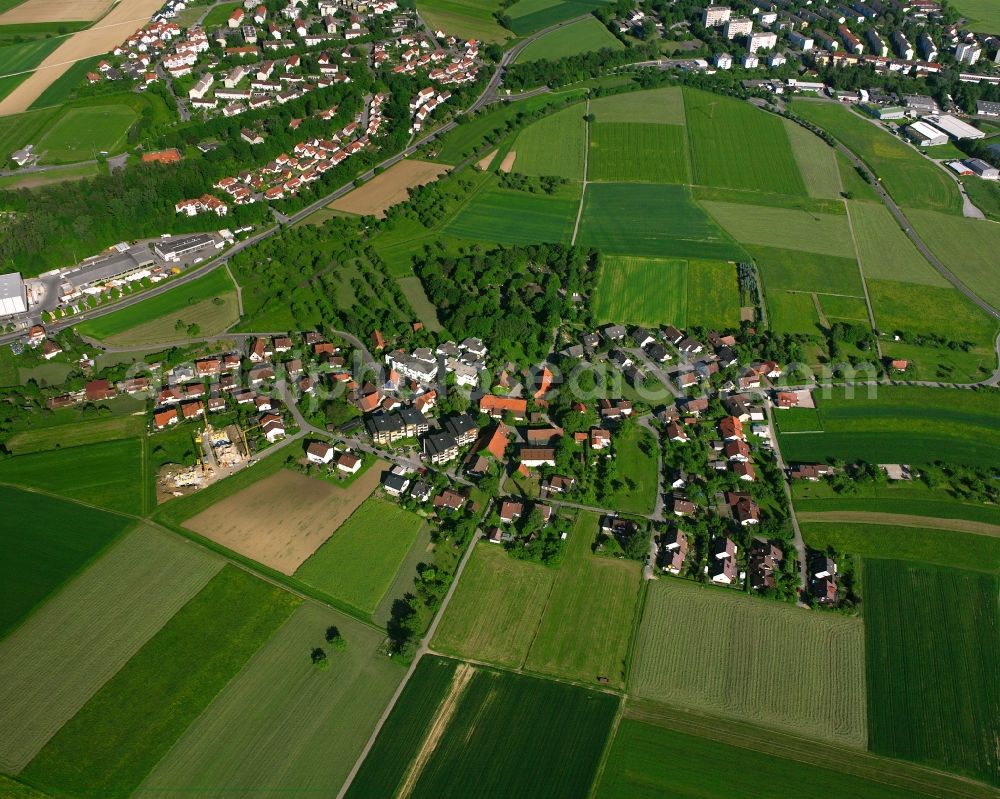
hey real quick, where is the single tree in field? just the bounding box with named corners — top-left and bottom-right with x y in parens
top-left (310, 647), bottom-right (330, 669)
top-left (325, 626), bottom-right (346, 650)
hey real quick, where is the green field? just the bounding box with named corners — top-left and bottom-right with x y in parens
top-left (592, 254), bottom-right (688, 326)
top-left (608, 424), bottom-right (659, 514)
top-left (578, 182), bottom-right (745, 260)
top-left (201, 1), bottom-right (242, 27)
top-left (350, 659), bottom-right (618, 799)
top-left (515, 15), bottom-right (621, 61)
top-left (432, 542), bottom-right (554, 668)
top-left (820, 293), bottom-right (870, 322)
top-left (524, 512), bottom-right (641, 687)
top-left (792, 100), bottom-right (962, 215)
top-left (949, 0), bottom-right (1000, 33)
top-left (294, 497), bottom-right (424, 615)
top-left (589, 86), bottom-right (686, 124)
top-left (907, 209), bottom-right (1000, 311)
top-left (588, 122), bottom-right (689, 183)
top-left (345, 656), bottom-right (459, 799)
top-left (686, 259), bottom-right (742, 328)
top-left (750, 244), bottom-right (864, 297)
top-left (0, 36), bottom-right (60, 76)
top-left (397, 275), bottom-right (443, 331)
top-left (596, 709), bottom-right (956, 799)
top-left (417, 0), bottom-right (510, 41)
top-left (685, 88), bottom-right (807, 196)
top-left (5, 414), bottom-right (145, 454)
top-left (29, 56), bottom-right (101, 109)
top-left (0, 105), bottom-right (57, 162)
top-left (0, 526), bottom-right (222, 773)
top-left (507, 0), bottom-right (609, 35)
top-left (702, 200), bottom-right (856, 258)
top-left (0, 438), bottom-right (145, 514)
top-left (35, 103), bottom-right (136, 163)
top-left (768, 290), bottom-right (823, 334)
top-left (864, 559), bottom-right (999, 785)
top-left (867, 279), bottom-right (998, 348)
top-left (800, 521), bottom-right (1000, 573)
top-left (136, 603), bottom-right (403, 798)
top-left (22, 566), bottom-right (299, 799)
top-left (0, 160), bottom-right (98, 189)
top-left (0, 486), bottom-right (132, 637)
top-left (76, 268), bottom-right (238, 344)
top-left (445, 185), bottom-right (578, 244)
top-left (631, 578), bottom-right (867, 746)
top-left (847, 201), bottom-right (947, 285)
top-left (777, 386), bottom-right (1000, 467)
top-left (513, 104), bottom-right (586, 180)
top-left (784, 117), bottom-right (842, 199)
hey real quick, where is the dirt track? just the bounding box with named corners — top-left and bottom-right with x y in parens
top-left (798, 511), bottom-right (1000, 538)
top-left (0, 0), bottom-right (163, 116)
top-left (329, 159), bottom-right (449, 218)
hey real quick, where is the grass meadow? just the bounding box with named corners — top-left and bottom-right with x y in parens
top-left (417, 0), bottom-right (510, 41)
top-left (35, 103), bottom-right (136, 163)
top-left (0, 438), bottom-right (145, 514)
top-left (819, 293), bottom-right (870, 323)
top-left (0, 486), bottom-right (132, 636)
top-left (684, 88), bottom-right (807, 196)
top-left (864, 559), bottom-right (999, 785)
top-left (792, 100), bottom-right (962, 215)
top-left (578, 182), bottom-right (745, 260)
top-left (22, 566), bottom-right (299, 799)
top-left (513, 104), bottom-right (586, 180)
top-left (608, 424), bottom-right (659, 515)
top-left (702, 201), bottom-right (856, 258)
top-left (397, 275), bottom-right (443, 331)
top-left (692, 183), bottom-right (846, 214)
top-left (200, 1), bottom-right (241, 27)
top-left (847, 201), bottom-right (947, 285)
top-left (294, 497), bottom-right (424, 616)
top-left (631, 578), bottom-right (867, 746)
top-left (588, 86), bottom-right (686, 124)
top-left (588, 122), bottom-right (689, 183)
top-left (592, 254), bottom-right (688, 327)
top-left (800, 522), bottom-right (1000, 573)
top-left (686, 259), bottom-right (742, 328)
top-left (445, 186), bottom-right (578, 244)
top-left (953, 0), bottom-right (1000, 31)
top-left (76, 268), bottom-right (237, 343)
top-left (749, 245), bottom-right (864, 296)
top-left (0, 526), bottom-right (222, 773)
top-left (345, 656), bottom-right (459, 799)
top-left (0, 36), bottom-right (60, 75)
top-left (515, 15), bottom-right (621, 61)
top-left (507, 0), bottom-right (610, 35)
top-left (776, 386), bottom-right (1000, 467)
top-left (783, 117), bottom-right (842, 199)
top-left (136, 603), bottom-right (404, 798)
top-left (5, 413), bottom-right (144, 454)
top-left (767, 290), bottom-right (823, 335)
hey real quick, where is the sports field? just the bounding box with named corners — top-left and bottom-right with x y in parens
top-left (589, 86), bottom-right (685, 124)
top-left (5, 413), bottom-right (145, 454)
top-left (783, 117), bottom-right (841, 199)
top-left (776, 386), bottom-right (1000, 467)
top-left (349, 659), bottom-right (618, 799)
top-left (445, 186), bottom-right (578, 244)
top-left (702, 201), bottom-right (856, 258)
top-left (588, 122), bottom-right (689, 183)
top-left (577, 183), bottom-right (745, 260)
top-left (506, 0), bottom-right (609, 35)
top-left (631, 578), bottom-right (867, 746)
top-left (294, 497), bottom-right (424, 615)
top-left (592, 255), bottom-right (688, 327)
top-left (329, 159), bottom-right (449, 219)
top-left (432, 542), bottom-right (554, 668)
top-left (864, 559), bottom-right (999, 785)
top-left (846, 202), bottom-right (946, 285)
top-left (35, 103), bottom-right (135, 162)
top-left (792, 100), bottom-right (962, 215)
top-left (514, 15), bottom-right (621, 61)
top-left (685, 88), bottom-right (806, 196)
top-left (22, 566), bottom-right (298, 799)
top-left (0, 486), bottom-right (132, 636)
top-left (183, 465), bottom-right (384, 575)
top-left (513, 104), bottom-right (586, 180)
top-left (136, 603), bottom-right (403, 798)
top-left (417, 0), bottom-right (509, 41)
top-left (0, 526), bottom-right (222, 773)
top-left (749, 245), bottom-right (864, 296)
top-left (76, 268), bottom-right (238, 344)
top-left (0, 438), bottom-right (145, 514)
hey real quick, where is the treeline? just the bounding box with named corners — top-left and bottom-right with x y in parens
top-left (504, 42), bottom-right (659, 91)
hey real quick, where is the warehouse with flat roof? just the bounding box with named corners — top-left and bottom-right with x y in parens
top-left (153, 233), bottom-right (220, 261)
top-left (923, 114), bottom-right (985, 140)
top-left (906, 120), bottom-right (948, 147)
top-left (0, 272), bottom-right (27, 316)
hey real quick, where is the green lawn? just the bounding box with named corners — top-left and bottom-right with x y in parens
top-left (608, 424), bottom-right (659, 515)
top-left (776, 386), bottom-right (1000, 467)
top-left (687, 259), bottom-right (742, 328)
top-left (417, 0), bottom-right (511, 41)
top-left (631, 578), bottom-right (867, 747)
top-left (847, 201), bottom-right (947, 285)
top-left (76, 268), bottom-right (237, 343)
top-left (702, 201), bottom-right (857, 258)
top-left (801, 521), bottom-right (1000, 572)
top-left (792, 100), bottom-right (962, 215)
top-left (578, 182), bottom-right (745, 260)
top-left (515, 15), bottom-right (621, 62)
top-left (0, 438), bottom-right (145, 514)
top-left (294, 497), bottom-right (424, 616)
top-left (201, 1), bottom-right (242, 27)
top-left (960, 174), bottom-right (1000, 222)
top-left (864, 559), bottom-right (999, 785)
top-left (35, 103), bottom-right (137, 163)
top-left (592, 254), bottom-right (688, 327)
top-left (445, 185), bottom-right (578, 244)
top-left (513, 104), bottom-right (586, 180)
top-left (135, 603), bottom-right (404, 798)
top-left (22, 566), bottom-right (299, 799)
top-left (685, 88), bottom-right (807, 196)
top-left (749, 244), bottom-right (864, 296)
top-left (0, 486), bottom-right (132, 637)
top-left (588, 122), bottom-right (689, 183)
top-left (588, 86), bottom-right (686, 124)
